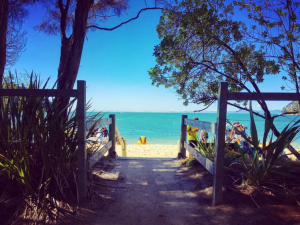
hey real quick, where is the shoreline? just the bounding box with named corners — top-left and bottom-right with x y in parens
top-left (114, 144), bottom-right (179, 158)
top-left (99, 143), bottom-right (300, 161)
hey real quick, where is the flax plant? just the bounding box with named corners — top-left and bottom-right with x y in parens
top-left (0, 72), bottom-right (91, 224)
top-left (193, 135), bottom-right (234, 163)
top-left (234, 102), bottom-right (300, 186)
top-left (194, 136), bottom-right (215, 160)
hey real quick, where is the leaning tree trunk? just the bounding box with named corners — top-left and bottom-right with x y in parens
top-left (57, 0), bottom-right (93, 90)
top-left (56, 0), bottom-right (93, 120)
top-left (0, 0), bottom-right (8, 88)
top-left (0, 0), bottom-right (8, 149)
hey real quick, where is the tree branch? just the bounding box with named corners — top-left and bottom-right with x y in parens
top-left (194, 100), bottom-right (216, 112)
top-left (227, 102), bottom-right (265, 119)
top-left (8, 0), bottom-right (18, 5)
top-left (58, 0), bottom-right (67, 39)
top-left (190, 60), bottom-right (252, 93)
top-left (86, 7), bottom-right (163, 31)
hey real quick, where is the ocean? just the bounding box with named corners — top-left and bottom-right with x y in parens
top-left (87, 112), bottom-right (300, 147)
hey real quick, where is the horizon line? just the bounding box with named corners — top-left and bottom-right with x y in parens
top-left (86, 109), bottom-right (282, 113)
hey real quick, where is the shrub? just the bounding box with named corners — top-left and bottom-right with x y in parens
top-left (234, 102), bottom-right (300, 186)
top-left (0, 72), bottom-right (80, 224)
top-left (194, 136), bottom-right (215, 159)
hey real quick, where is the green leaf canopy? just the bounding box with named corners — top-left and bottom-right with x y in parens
top-left (149, 0), bottom-right (279, 107)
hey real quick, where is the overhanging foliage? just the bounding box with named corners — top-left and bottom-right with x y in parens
top-left (149, 0), bottom-right (280, 108)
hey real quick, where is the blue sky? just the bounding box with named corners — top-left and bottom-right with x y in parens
top-left (8, 1), bottom-right (289, 112)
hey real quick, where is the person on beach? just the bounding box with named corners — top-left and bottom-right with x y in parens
top-left (91, 129), bottom-right (97, 137)
top-left (187, 116), bottom-right (200, 148)
top-left (200, 130), bottom-right (208, 143)
top-left (103, 127), bottom-right (108, 137)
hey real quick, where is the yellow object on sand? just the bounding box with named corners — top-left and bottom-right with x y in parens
top-left (137, 136), bottom-right (147, 145)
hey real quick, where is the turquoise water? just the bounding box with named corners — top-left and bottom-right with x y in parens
top-left (87, 112), bottom-right (300, 147)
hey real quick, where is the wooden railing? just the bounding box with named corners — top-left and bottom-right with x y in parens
top-left (180, 82), bottom-right (300, 206)
top-left (0, 80), bottom-right (87, 201)
top-left (115, 124), bottom-right (126, 157)
top-left (179, 117), bottom-right (218, 198)
top-left (87, 114), bottom-right (126, 169)
top-left (178, 83), bottom-right (233, 206)
top-left (88, 140), bottom-right (113, 169)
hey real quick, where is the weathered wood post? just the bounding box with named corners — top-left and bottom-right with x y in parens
top-left (123, 139), bottom-right (127, 157)
top-left (77, 80), bottom-right (87, 201)
top-left (177, 140), bottom-right (181, 156)
top-left (178, 115), bottom-right (188, 159)
top-left (109, 114), bottom-right (116, 158)
top-left (212, 82), bottom-right (228, 206)
top-left (115, 124), bottom-right (125, 156)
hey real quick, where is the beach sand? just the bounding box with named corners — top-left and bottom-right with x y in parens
top-left (114, 144), bottom-right (180, 158)
top-left (98, 143), bottom-right (300, 161)
top-left (284, 148), bottom-right (300, 161)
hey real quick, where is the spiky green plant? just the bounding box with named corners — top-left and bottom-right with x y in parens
top-left (194, 136), bottom-right (215, 159)
top-left (192, 134), bottom-right (234, 163)
top-left (235, 101), bottom-right (300, 186)
top-left (0, 72), bottom-right (97, 224)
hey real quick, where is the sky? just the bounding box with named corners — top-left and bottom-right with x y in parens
top-left (8, 0), bottom-right (290, 113)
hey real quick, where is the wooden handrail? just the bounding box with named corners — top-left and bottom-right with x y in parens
top-left (0, 81), bottom-right (88, 201)
top-left (0, 89), bottom-right (77, 97)
top-left (86, 115), bottom-right (127, 168)
top-left (228, 92), bottom-right (300, 101)
top-left (115, 124), bottom-right (125, 152)
top-left (184, 142), bottom-right (214, 174)
top-left (88, 141), bottom-right (112, 169)
top-left (185, 119), bottom-right (217, 134)
top-left (86, 118), bottom-right (112, 131)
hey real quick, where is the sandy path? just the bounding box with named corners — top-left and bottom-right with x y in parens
top-left (73, 157), bottom-right (273, 225)
top-left (94, 159), bottom-right (202, 225)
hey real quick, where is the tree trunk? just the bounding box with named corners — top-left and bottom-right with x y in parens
top-left (55, 0), bottom-right (93, 122)
top-left (57, 0), bottom-right (93, 90)
top-left (0, 0), bottom-right (8, 151)
top-left (0, 0), bottom-right (8, 88)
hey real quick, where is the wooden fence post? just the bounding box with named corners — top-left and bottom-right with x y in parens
top-left (115, 124), bottom-right (125, 154)
top-left (123, 139), bottom-right (127, 157)
top-left (212, 82), bottom-right (228, 206)
top-left (109, 114), bottom-right (116, 158)
top-left (77, 80), bottom-right (87, 201)
top-left (178, 115), bottom-right (187, 159)
top-left (177, 140), bottom-right (181, 157)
